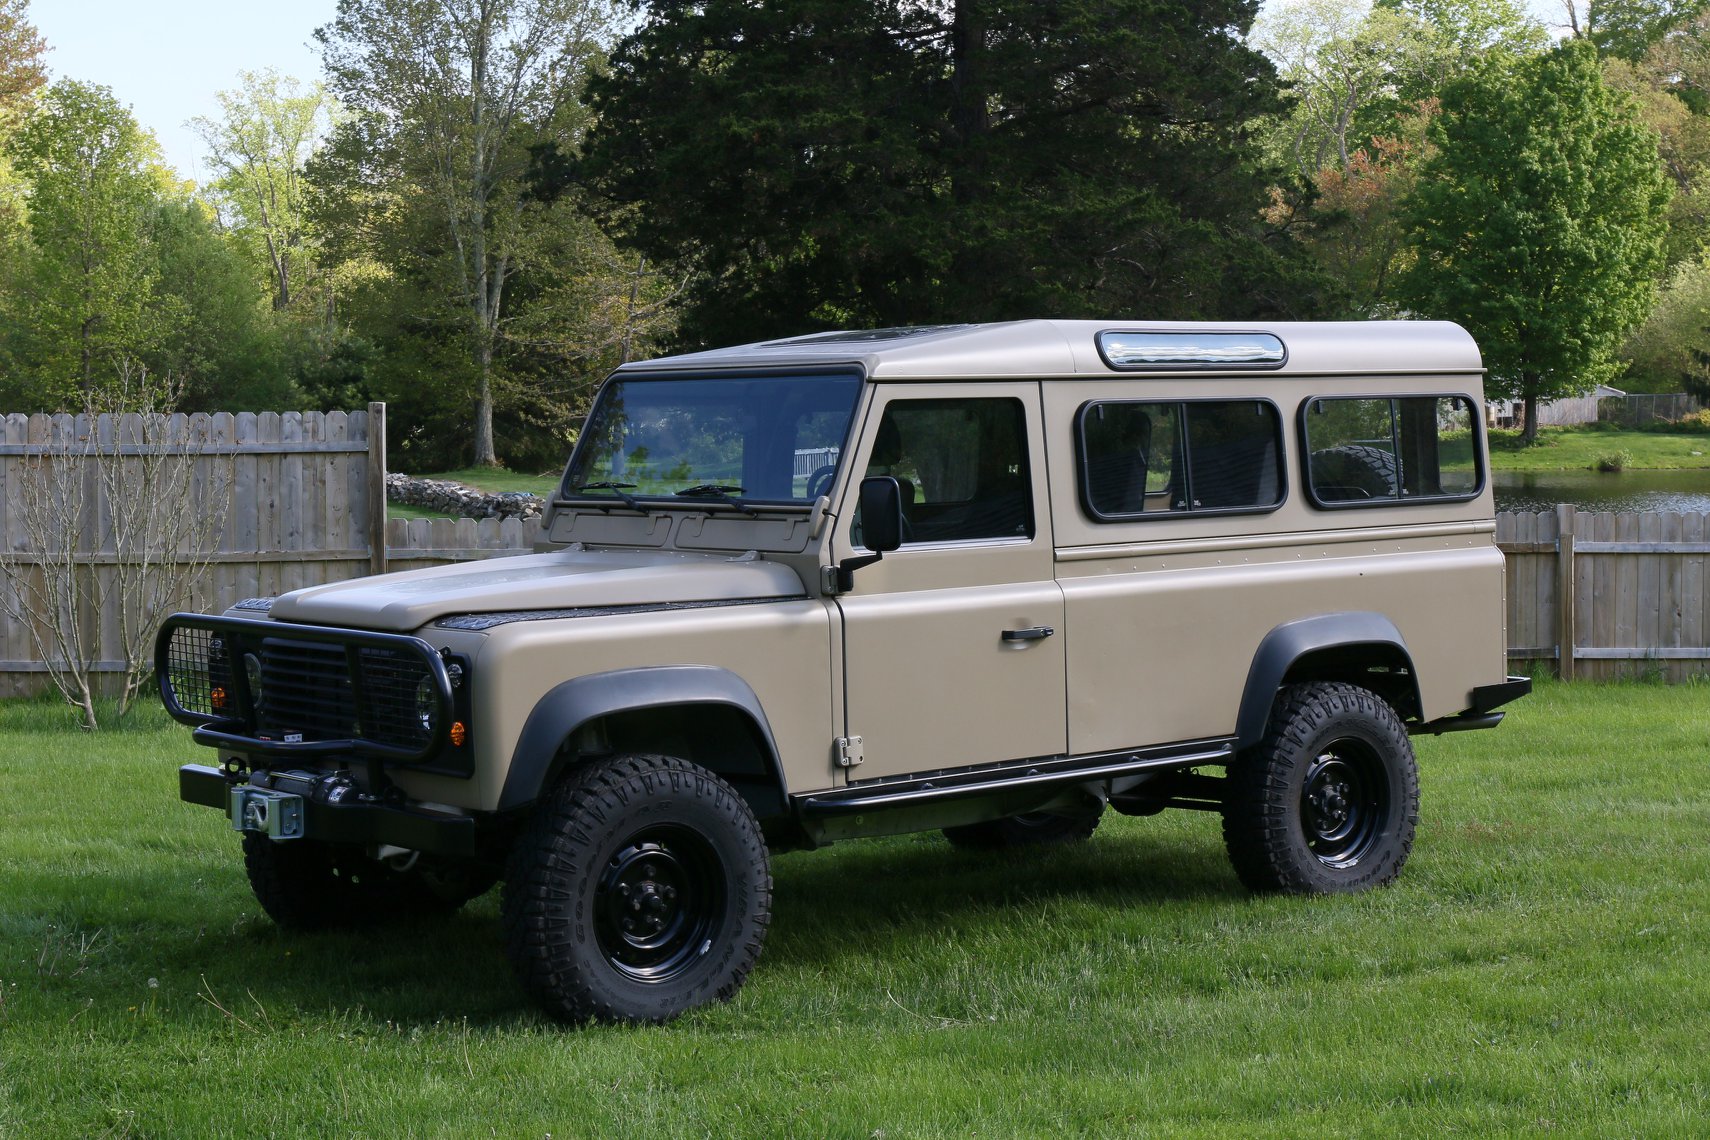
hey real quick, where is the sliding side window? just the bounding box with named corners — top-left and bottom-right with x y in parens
top-left (1302, 396), bottom-right (1482, 507)
top-left (1077, 399), bottom-right (1284, 520)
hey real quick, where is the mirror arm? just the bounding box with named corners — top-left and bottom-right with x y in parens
top-left (835, 552), bottom-right (883, 592)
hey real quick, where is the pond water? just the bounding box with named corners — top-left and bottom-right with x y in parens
top-left (1493, 469), bottom-right (1710, 514)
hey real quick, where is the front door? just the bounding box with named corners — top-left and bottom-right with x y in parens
top-left (832, 386), bottom-right (1066, 782)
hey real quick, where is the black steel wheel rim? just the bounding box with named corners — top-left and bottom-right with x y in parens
top-left (1300, 743), bottom-right (1387, 869)
top-left (595, 825), bottom-right (725, 983)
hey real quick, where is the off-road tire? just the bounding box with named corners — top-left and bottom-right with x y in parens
top-left (243, 835), bottom-right (492, 929)
top-left (501, 753), bottom-right (772, 1025)
top-left (1222, 682), bottom-right (1418, 894)
top-left (1310, 444), bottom-right (1400, 500)
top-left (941, 803), bottom-right (1105, 850)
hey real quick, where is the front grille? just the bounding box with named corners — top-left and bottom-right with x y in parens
top-left (156, 615), bottom-right (456, 765)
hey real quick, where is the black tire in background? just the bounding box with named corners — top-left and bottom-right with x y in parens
top-left (501, 753), bottom-right (772, 1024)
top-left (1222, 682), bottom-right (1418, 894)
top-left (242, 835), bottom-right (498, 930)
top-left (941, 802), bottom-right (1105, 850)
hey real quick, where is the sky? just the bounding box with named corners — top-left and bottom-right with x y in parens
top-left (30, 0), bottom-right (341, 184)
top-left (30, 0), bottom-right (1573, 187)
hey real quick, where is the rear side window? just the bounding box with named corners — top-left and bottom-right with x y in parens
top-left (1076, 399), bottom-right (1284, 520)
top-left (1302, 396), bottom-right (1482, 506)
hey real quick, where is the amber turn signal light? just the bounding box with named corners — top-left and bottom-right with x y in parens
top-left (449, 721), bottom-right (467, 747)
top-left (210, 686), bottom-right (227, 710)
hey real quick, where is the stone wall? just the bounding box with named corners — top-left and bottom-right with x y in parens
top-left (385, 473), bottom-right (545, 520)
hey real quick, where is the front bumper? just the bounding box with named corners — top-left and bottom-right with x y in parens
top-left (180, 764), bottom-right (477, 856)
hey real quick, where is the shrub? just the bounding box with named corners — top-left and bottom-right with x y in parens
top-left (1594, 448), bottom-right (1633, 472)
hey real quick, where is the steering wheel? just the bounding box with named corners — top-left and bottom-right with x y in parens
top-left (806, 465), bottom-right (838, 500)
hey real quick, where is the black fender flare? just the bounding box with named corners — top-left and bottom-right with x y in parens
top-left (1234, 613), bottom-right (1418, 750)
top-left (498, 665), bottom-right (786, 811)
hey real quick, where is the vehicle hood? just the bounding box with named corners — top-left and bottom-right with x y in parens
top-left (268, 548), bottom-right (808, 632)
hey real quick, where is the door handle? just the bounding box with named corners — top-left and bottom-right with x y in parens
top-left (1001, 625), bottom-right (1055, 642)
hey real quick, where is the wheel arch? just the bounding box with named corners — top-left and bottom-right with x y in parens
top-left (1235, 614), bottom-right (1421, 750)
top-left (498, 666), bottom-right (788, 820)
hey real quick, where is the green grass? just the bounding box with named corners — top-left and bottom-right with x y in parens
top-left (3, 680), bottom-right (1708, 1136)
top-left (1488, 425), bottom-right (1710, 471)
top-left (423, 465), bottom-right (562, 496)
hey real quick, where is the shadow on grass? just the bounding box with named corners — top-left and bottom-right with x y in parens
top-left (763, 823), bottom-right (1246, 963)
top-left (15, 821), bottom-right (1248, 1028)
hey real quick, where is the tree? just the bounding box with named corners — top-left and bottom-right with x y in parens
top-left (2, 80), bottom-right (169, 404)
top-left (1622, 256), bottom-right (1710, 389)
top-left (1377, 0), bottom-right (1547, 59)
top-left (1398, 41), bottom-right (1671, 440)
top-left (581, 0), bottom-right (1331, 349)
top-left (1252, 0), bottom-right (1429, 176)
top-left (149, 198), bottom-right (299, 410)
top-left (1573, 0), bottom-right (1710, 60)
top-left (315, 0), bottom-right (618, 466)
top-left (192, 70), bottom-right (339, 314)
top-left (0, 0), bottom-right (45, 113)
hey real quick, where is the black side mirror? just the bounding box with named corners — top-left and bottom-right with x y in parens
top-left (836, 476), bottom-right (905, 591)
top-left (858, 476), bottom-right (905, 553)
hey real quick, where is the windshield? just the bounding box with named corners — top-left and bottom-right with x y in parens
top-left (563, 372), bottom-right (864, 506)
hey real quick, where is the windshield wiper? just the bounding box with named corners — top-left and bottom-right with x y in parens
top-left (571, 480), bottom-right (643, 511)
top-left (674, 483), bottom-right (758, 516)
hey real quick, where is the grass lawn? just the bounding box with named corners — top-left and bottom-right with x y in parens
top-left (417, 465), bottom-right (562, 496)
top-left (1488, 425), bottom-right (1710, 471)
top-left (3, 679), bottom-right (1707, 1136)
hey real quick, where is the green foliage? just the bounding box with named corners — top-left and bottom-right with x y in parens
top-left (0, 0), bottom-right (45, 113)
top-left (313, 0), bottom-right (624, 467)
top-left (147, 198), bottom-right (298, 411)
top-left (1589, 0), bottom-right (1710, 61)
top-left (192, 70), bottom-right (339, 315)
top-left (1398, 42), bottom-right (1672, 439)
top-left (1594, 447), bottom-right (1634, 471)
top-left (0, 80), bottom-right (168, 404)
top-left (583, 0), bottom-right (1332, 350)
top-left (1620, 258), bottom-right (1710, 390)
top-left (4, 681), bottom-right (1710, 1134)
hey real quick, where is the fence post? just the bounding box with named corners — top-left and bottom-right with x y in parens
top-left (1556, 503), bottom-right (1576, 680)
top-left (367, 401), bottom-right (388, 576)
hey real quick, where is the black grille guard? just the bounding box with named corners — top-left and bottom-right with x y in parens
top-left (155, 613), bottom-right (457, 765)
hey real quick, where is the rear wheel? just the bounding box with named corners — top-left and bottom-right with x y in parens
top-left (501, 753), bottom-right (772, 1024)
top-left (1222, 682), bottom-right (1418, 894)
top-left (942, 801), bottom-right (1104, 850)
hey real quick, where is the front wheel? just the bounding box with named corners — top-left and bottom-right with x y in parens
top-left (1221, 682), bottom-right (1418, 894)
top-left (501, 753), bottom-right (772, 1024)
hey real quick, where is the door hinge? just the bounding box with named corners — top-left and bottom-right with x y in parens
top-left (835, 735), bottom-right (864, 768)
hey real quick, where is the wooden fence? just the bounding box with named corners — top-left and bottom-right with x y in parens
top-left (0, 403), bottom-right (541, 697)
top-left (4, 405), bottom-right (1708, 694)
top-left (1499, 506), bottom-right (1710, 681)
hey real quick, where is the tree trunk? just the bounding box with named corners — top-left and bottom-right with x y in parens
top-left (1523, 391), bottom-right (1540, 443)
top-left (467, 0), bottom-right (499, 468)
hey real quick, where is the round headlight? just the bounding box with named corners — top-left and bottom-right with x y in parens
top-left (243, 653), bottom-right (264, 709)
top-left (415, 677), bottom-right (438, 731)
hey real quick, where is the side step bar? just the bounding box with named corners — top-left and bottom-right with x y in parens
top-left (795, 741), bottom-right (1234, 818)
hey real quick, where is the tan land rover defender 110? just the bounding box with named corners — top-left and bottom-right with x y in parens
top-left (159, 320), bottom-right (1530, 1023)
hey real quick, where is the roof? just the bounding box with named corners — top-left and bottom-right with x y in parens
top-left (616, 319), bottom-right (1484, 379)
